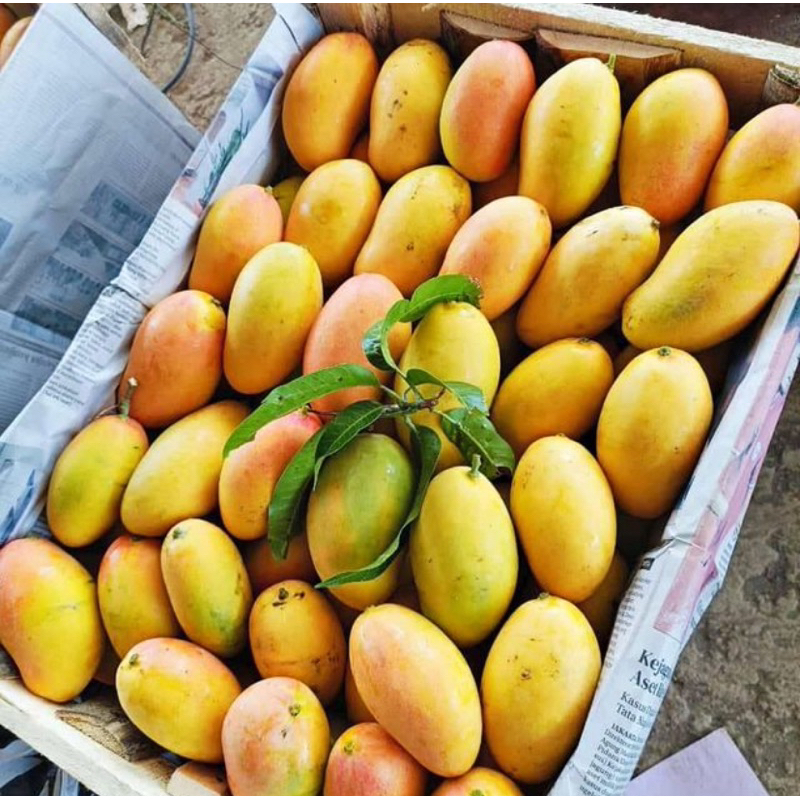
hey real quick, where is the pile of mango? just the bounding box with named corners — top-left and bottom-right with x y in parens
top-left (1, 28), bottom-right (799, 796)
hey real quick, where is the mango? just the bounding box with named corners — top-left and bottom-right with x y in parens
top-left (46, 411), bottom-right (147, 548)
top-left (491, 339), bottom-right (613, 458)
top-left (0, 538), bottom-right (104, 702)
top-left (119, 290), bottom-right (226, 428)
top-left (219, 410), bottom-right (321, 541)
top-left (282, 32), bottom-right (378, 171)
top-left (350, 131), bottom-right (370, 163)
top-left (161, 519), bottom-right (252, 657)
top-left (121, 400), bottom-right (247, 537)
top-left (440, 196), bottom-right (551, 321)
top-left (0, 15), bottom-right (31, 68)
top-left (370, 39), bottom-right (452, 182)
top-left (577, 552), bottom-right (629, 647)
top-left (307, 434), bottom-right (415, 610)
top-left (303, 274), bottom-right (411, 414)
top-left (516, 206), bottom-right (660, 346)
top-left (344, 661), bottom-right (375, 724)
top-left (94, 639), bottom-right (121, 687)
top-left (189, 184), bottom-right (282, 303)
top-left (482, 596), bottom-right (601, 784)
top-left (98, 535), bottom-right (181, 658)
top-left (622, 201), bottom-right (799, 351)
top-left (270, 175), bottom-right (305, 224)
top-left (324, 722), bottom-right (429, 796)
top-left (519, 58), bottom-right (621, 228)
top-left (410, 465), bottom-right (518, 647)
top-left (597, 347), bottom-right (713, 518)
top-left (285, 159), bottom-right (381, 289)
top-left (440, 41), bottom-right (535, 182)
top-left (619, 69), bottom-right (729, 225)
top-left (395, 302), bottom-right (500, 471)
top-left (0, 5), bottom-right (15, 40)
top-left (350, 604), bottom-right (482, 777)
top-left (472, 159), bottom-right (520, 210)
top-left (245, 532), bottom-right (317, 594)
top-left (433, 768), bottom-right (522, 796)
top-left (491, 304), bottom-right (527, 376)
top-left (511, 437), bottom-right (616, 602)
top-left (117, 637), bottom-right (241, 762)
top-left (354, 165), bottom-right (471, 296)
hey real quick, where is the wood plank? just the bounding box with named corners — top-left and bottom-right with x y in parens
top-left (167, 762), bottom-right (229, 796)
top-left (440, 10), bottom-right (535, 61)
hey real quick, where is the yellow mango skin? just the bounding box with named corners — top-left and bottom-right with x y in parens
top-left (517, 206), bottom-right (660, 347)
top-left (224, 242), bottom-right (323, 394)
top-left (285, 159), bottom-right (382, 289)
top-left (511, 437), bottom-right (616, 602)
top-left (161, 519), bottom-right (253, 658)
top-left (271, 175), bottom-right (304, 225)
top-left (519, 58), bottom-right (621, 228)
top-left (121, 400), bottom-right (248, 537)
top-left (282, 32), bottom-right (378, 171)
top-left (619, 69), bottom-right (729, 225)
top-left (116, 637), bottom-right (241, 763)
top-left (369, 39), bottom-right (452, 182)
top-left (433, 768), bottom-right (523, 796)
top-left (410, 466), bottom-right (518, 647)
top-left (395, 302), bottom-right (500, 471)
top-left (46, 414), bottom-right (148, 548)
top-left (622, 201), bottom-right (800, 351)
top-left (354, 165), bottom-right (472, 297)
top-left (597, 347), bottom-right (713, 519)
top-left (577, 552), bottom-right (629, 647)
top-left (350, 604), bottom-right (482, 777)
top-left (0, 538), bottom-right (104, 702)
top-left (481, 596), bottom-right (601, 784)
top-left (440, 196), bottom-right (552, 321)
top-left (491, 339), bottom-right (614, 459)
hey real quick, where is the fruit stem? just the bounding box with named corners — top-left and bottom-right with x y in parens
top-left (606, 53), bottom-right (617, 74)
top-left (469, 454), bottom-right (482, 477)
top-left (119, 377), bottom-right (138, 420)
top-left (657, 346), bottom-right (672, 358)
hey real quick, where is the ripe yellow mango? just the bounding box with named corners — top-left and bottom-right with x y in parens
top-left (433, 768), bottom-right (522, 796)
top-left (270, 175), bottom-right (304, 224)
top-left (578, 552), bottom-right (629, 646)
top-left (121, 400), bottom-right (248, 537)
top-left (245, 532), bottom-right (317, 594)
top-left (354, 165), bottom-right (471, 296)
top-left (519, 58), bottom-right (620, 228)
top-left (344, 661), bottom-right (375, 724)
top-left (516, 206), bottom-right (660, 346)
top-left (0, 538), bottom-right (104, 702)
top-left (622, 201), bottom-right (799, 351)
top-left (482, 596), bottom-right (601, 784)
top-left (224, 243), bottom-right (323, 394)
top-left (370, 39), bottom-right (452, 182)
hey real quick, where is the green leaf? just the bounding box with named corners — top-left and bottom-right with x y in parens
top-left (224, 365), bottom-right (379, 456)
top-left (439, 407), bottom-right (515, 479)
top-left (404, 368), bottom-right (488, 413)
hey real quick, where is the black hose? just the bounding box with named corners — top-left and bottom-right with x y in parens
top-left (161, 2), bottom-right (195, 93)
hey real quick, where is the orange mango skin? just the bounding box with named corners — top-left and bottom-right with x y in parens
top-left (285, 159), bottom-right (382, 289)
top-left (706, 103), bottom-right (800, 213)
top-left (244, 532), bottom-right (317, 594)
top-left (303, 274), bottom-right (411, 414)
top-left (282, 32), bottom-right (378, 171)
top-left (349, 604), bottom-right (482, 778)
top-left (577, 551), bottom-right (629, 647)
top-left (219, 411), bottom-right (321, 541)
top-left (349, 132), bottom-right (370, 163)
top-left (344, 661), bottom-right (375, 724)
top-left (440, 41), bottom-right (535, 182)
top-left (0, 538), bottom-right (104, 702)
top-left (433, 767), bottom-right (523, 796)
top-left (120, 290), bottom-right (226, 428)
top-left (472, 159), bottom-right (520, 210)
top-left (98, 535), bottom-right (181, 659)
top-left (619, 68), bottom-right (729, 225)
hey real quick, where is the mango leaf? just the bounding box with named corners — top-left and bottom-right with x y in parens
top-left (362, 303), bottom-right (409, 373)
top-left (404, 368), bottom-right (488, 413)
top-left (440, 407), bottom-right (515, 479)
top-left (224, 365), bottom-right (379, 456)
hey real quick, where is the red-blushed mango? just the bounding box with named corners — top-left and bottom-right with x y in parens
top-left (370, 39), bottom-right (452, 182)
top-left (440, 196), bottom-right (551, 320)
top-left (224, 242), bottom-right (323, 394)
top-left (121, 400), bottom-right (248, 537)
top-left (161, 519), bottom-right (252, 658)
top-left (482, 596), bottom-right (601, 784)
top-left (350, 131), bottom-right (370, 163)
top-left (244, 532), bottom-right (317, 594)
top-left (222, 677), bottom-right (330, 795)
top-left (472, 159), bottom-right (520, 210)
top-left (119, 290), bottom-right (226, 428)
top-left (519, 58), bottom-right (621, 228)
top-left (354, 165), bottom-right (471, 296)
top-left (706, 103), bottom-right (800, 212)
top-left (117, 637), bottom-right (241, 762)
top-left (0, 538), bottom-right (104, 702)
top-left (324, 722), bottom-right (429, 796)
top-left (491, 338), bottom-right (613, 458)
top-left (344, 661), bottom-right (375, 723)
top-left (440, 41), bottom-right (535, 182)
top-left (98, 535), bottom-right (181, 658)
top-left (597, 347), bottom-right (713, 518)
top-left (516, 206), bottom-right (660, 347)
top-left (189, 185), bottom-right (282, 303)
top-left (433, 767), bottom-right (523, 796)
top-left (303, 274), bottom-right (411, 414)
top-left (350, 604), bottom-right (482, 777)
top-left (285, 159), bottom-right (381, 289)
top-left (619, 69), bottom-right (728, 225)
top-left (282, 32), bottom-right (378, 171)
top-left (270, 175), bottom-right (304, 225)
top-left (219, 410), bottom-right (321, 541)
top-left (0, 15), bottom-right (31, 68)
top-left (577, 551), bottom-right (629, 647)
